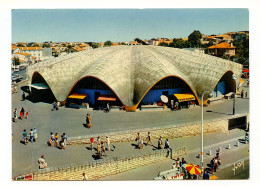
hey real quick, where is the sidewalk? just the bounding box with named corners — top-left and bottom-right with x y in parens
top-left (100, 133), bottom-right (249, 180)
top-left (12, 127), bottom-right (247, 178)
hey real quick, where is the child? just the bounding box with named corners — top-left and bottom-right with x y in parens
top-left (25, 112), bottom-right (29, 119)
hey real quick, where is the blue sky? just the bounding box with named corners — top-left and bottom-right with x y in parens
top-left (12, 9), bottom-right (249, 43)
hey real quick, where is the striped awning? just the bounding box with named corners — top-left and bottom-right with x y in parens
top-left (174, 93), bottom-right (195, 102)
top-left (68, 93), bottom-right (87, 100)
top-left (97, 95), bottom-right (116, 101)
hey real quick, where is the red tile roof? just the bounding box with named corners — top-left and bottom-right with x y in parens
top-left (208, 42), bottom-right (236, 49)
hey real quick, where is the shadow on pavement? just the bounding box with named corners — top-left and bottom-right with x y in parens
top-left (206, 110), bottom-right (233, 116)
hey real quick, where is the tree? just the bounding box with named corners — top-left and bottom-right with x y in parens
top-left (159, 42), bottom-right (168, 47)
top-left (14, 56), bottom-right (20, 65)
top-left (33, 43), bottom-right (40, 47)
top-left (134, 38), bottom-right (148, 45)
top-left (169, 39), bottom-right (191, 48)
top-left (42, 43), bottom-right (50, 48)
top-left (188, 30), bottom-right (202, 47)
top-left (104, 40), bottom-right (112, 47)
top-left (92, 43), bottom-right (99, 49)
top-left (17, 44), bottom-right (25, 47)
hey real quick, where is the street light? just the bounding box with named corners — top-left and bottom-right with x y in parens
top-left (200, 90), bottom-right (213, 173)
top-left (232, 74), bottom-right (237, 115)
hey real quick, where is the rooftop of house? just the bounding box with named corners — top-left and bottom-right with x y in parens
top-left (72, 46), bottom-right (83, 51)
top-left (20, 47), bottom-right (43, 51)
top-left (208, 42), bottom-right (236, 49)
top-left (15, 52), bottom-right (32, 56)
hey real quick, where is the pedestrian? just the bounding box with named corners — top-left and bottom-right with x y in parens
top-left (164, 139), bottom-right (170, 149)
top-left (203, 170), bottom-right (210, 180)
top-left (247, 80), bottom-right (249, 87)
top-left (82, 172), bottom-right (88, 180)
top-left (101, 141), bottom-right (106, 156)
top-left (245, 92), bottom-right (248, 98)
top-left (90, 137), bottom-right (94, 151)
top-left (97, 143), bottom-right (101, 158)
top-left (135, 132), bottom-right (141, 148)
top-left (210, 157), bottom-right (215, 174)
top-left (29, 129), bottom-right (34, 142)
top-left (158, 136), bottom-right (163, 149)
top-left (214, 156), bottom-right (219, 172)
top-left (33, 128), bottom-right (38, 142)
top-left (139, 138), bottom-right (144, 149)
top-left (106, 136), bottom-right (110, 151)
top-left (180, 157), bottom-right (187, 166)
top-left (63, 133), bottom-right (67, 147)
top-left (60, 135), bottom-right (65, 150)
top-left (52, 101), bottom-right (58, 111)
top-left (245, 131), bottom-right (249, 144)
top-left (38, 155), bottom-right (47, 169)
top-left (22, 92), bottom-right (26, 101)
top-left (25, 111), bottom-right (29, 119)
top-left (171, 100), bottom-right (174, 111)
top-left (216, 153), bottom-right (221, 166)
top-left (86, 114), bottom-right (91, 128)
top-left (13, 108), bottom-right (18, 122)
top-left (22, 129), bottom-right (28, 145)
top-left (241, 90), bottom-right (244, 98)
top-left (55, 133), bottom-right (59, 147)
top-left (48, 132), bottom-right (55, 146)
top-left (146, 131), bottom-right (153, 146)
top-left (175, 101), bottom-right (179, 110)
top-left (96, 136), bottom-right (100, 145)
top-left (20, 107), bottom-right (25, 120)
top-left (176, 158), bottom-right (180, 169)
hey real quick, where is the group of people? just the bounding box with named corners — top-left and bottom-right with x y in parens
top-left (170, 100), bottom-right (182, 111)
top-left (90, 136), bottom-right (111, 158)
top-left (13, 107), bottom-right (29, 122)
top-left (240, 90), bottom-right (248, 99)
top-left (22, 128), bottom-right (37, 145)
top-left (134, 132), bottom-right (170, 150)
top-left (209, 152), bottom-right (221, 175)
top-left (48, 132), bottom-right (67, 150)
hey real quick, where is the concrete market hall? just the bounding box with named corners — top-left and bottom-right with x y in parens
top-left (26, 45), bottom-right (242, 111)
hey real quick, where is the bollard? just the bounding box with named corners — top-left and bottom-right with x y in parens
top-left (228, 144), bottom-right (231, 149)
top-left (236, 141), bottom-right (240, 147)
top-left (209, 150), bottom-right (212, 156)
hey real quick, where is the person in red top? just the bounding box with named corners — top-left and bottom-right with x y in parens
top-left (90, 137), bottom-right (94, 151)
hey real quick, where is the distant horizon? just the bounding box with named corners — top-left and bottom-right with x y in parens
top-left (12, 9), bottom-right (249, 43)
top-left (12, 29), bottom-right (249, 44)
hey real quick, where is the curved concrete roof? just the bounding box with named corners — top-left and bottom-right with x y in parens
top-left (27, 45), bottom-right (242, 110)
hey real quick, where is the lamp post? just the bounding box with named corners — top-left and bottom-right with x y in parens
top-left (200, 90), bottom-right (212, 173)
top-left (232, 74), bottom-right (237, 115)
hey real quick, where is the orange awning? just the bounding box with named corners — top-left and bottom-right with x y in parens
top-left (97, 96), bottom-right (116, 101)
top-left (68, 93), bottom-right (87, 99)
top-left (174, 93), bottom-right (195, 102)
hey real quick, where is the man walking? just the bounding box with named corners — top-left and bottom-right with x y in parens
top-left (38, 155), bottom-right (48, 169)
top-left (90, 137), bottom-right (94, 151)
top-left (106, 136), bottom-right (110, 151)
top-left (146, 131), bottom-right (153, 146)
top-left (33, 128), bottom-right (38, 142)
top-left (23, 129), bottom-right (28, 145)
